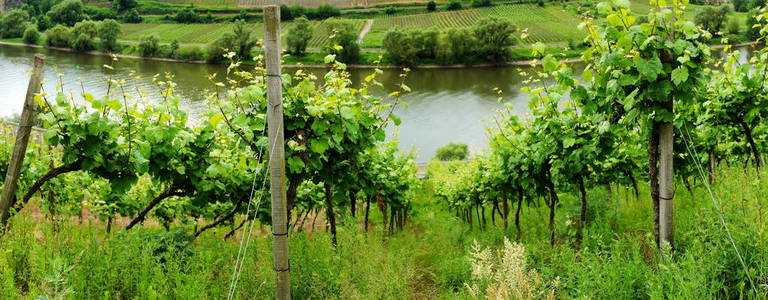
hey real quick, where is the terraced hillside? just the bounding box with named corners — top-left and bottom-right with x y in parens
top-left (362, 4), bottom-right (584, 48)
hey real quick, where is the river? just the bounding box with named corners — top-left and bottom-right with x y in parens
top-left (8, 44), bottom-right (746, 162)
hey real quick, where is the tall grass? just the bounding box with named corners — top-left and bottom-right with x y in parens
top-left (0, 167), bottom-right (765, 298)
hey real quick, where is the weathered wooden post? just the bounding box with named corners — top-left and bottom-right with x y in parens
top-left (264, 6), bottom-right (291, 300)
top-left (658, 6), bottom-right (675, 249)
top-left (0, 54), bottom-right (45, 230)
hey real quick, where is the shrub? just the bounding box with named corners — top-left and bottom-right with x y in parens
top-left (435, 143), bottom-right (469, 161)
top-left (286, 16), bottom-right (313, 56)
top-left (290, 5), bottom-right (308, 19)
top-left (313, 4), bottom-right (341, 19)
top-left (746, 9), bottom-right (763, 40)
top-left (72, 20), bottom-right (98, 38)
top-left (385, 6), bottom-right (397, 14)
top-left (427, 1), bottom-right (437, 11)
top-left (465, 239), bottom-right (556, 299)
top-left (45, 25), bottom-right (72, 47)
top-left (175, 7), bottom-right (201, 23)
top-left (694, 6), bottom-right (731, 35)
top-left (727, 17), bottom-right (740, 35)
top-left (47, 0), bottom-right (86, 26)
top-left (122, 8), bottom-right (143, 23)
top-left (280, 4), bottom-right (294, 21)
top-left (324, 20), bottom-right (360, 64)
top-left (138, 34), bottom-right (160, 57)
top-left (234, 10), bottom-right (251, 22)
top-left (84, 6), bottom-right (117, 21)
top-left (473, 16), bottom-right (515, 63)
top-left (537, 0), bottom-right (545, 7)
top-left (447, 0), bottom-right (462, 10)
top-left (0, 9), bottom-right (30, 38)
top-left (71, 33), bottom-right (95, 52)
top-left (98, 19), bottom-right (122, 52)
top-left (732, 0), bottom-right (751, 12)
top-left (116, 0), bottom-right (137, 12)
top-left (472, 0), bottom-right (492, 8)
top-left (22, 24), bottom-right (40, 45)
top-left (174, 46), bottom-right (205, 61)
top-left (383, 28), bottom-right (419, 66)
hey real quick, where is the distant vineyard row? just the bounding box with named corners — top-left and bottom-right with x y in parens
top-left (362, 5), bottom-right (585, 47)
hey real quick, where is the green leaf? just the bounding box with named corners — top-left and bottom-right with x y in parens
top-left (542, 55), bottom-right (558, 72)
top-left (671, 67), bottom-right (689, 86)
top-left (340, 106), bottom-right (354, 119)
top-left (636, 56), bottom-right (662, 81)
top-left (310, 139), bottom-right (329, 154)
top-left (563, 137), bottom-right (576, 148)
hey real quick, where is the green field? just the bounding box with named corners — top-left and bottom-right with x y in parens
top-left (120, 18), bottom-right (365, 47)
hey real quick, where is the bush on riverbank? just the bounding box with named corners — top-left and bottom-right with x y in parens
top-left (383, 16), bottom-right (515, 66)
top-left (22, 25), bottom-right (41, 45)
top-left (0, 9), bottom-right (31, 39)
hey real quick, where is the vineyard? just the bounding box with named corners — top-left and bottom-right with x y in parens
top-left (362, 5), bottom-right (584, 47)
top-left (2, 0), bottom-right (768, 299)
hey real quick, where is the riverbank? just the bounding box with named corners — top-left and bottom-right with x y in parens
top-left (0, 40), bottom-right (585, 69)
top-left (1, 40), bottom-right (762, 69)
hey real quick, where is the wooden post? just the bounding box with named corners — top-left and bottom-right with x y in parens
top-left (658, 6), bottom-right (675, 250)
top-left (658, 122), bottom-right (674, 248)
top-left (264, 6), bottom-right (291, 300)
top-left (0, 54), bottom-right (45, 229)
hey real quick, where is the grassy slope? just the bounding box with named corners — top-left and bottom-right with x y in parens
top-left (120, 18), bottom-right (365, 48)
top-left (0, 166), bottom-right (765, 298)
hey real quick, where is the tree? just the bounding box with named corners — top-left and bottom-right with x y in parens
top-left (427, 1), bottom-right (437, 11)
top-left (694, 6), bottom-right (731, 35)
top-left (122, 8), bottom-right (143, 23)
top-left (138, 34), bottom-right (160, 57)
top-left (473, 16), bottom-right (515, 63)
top-left (443, 27), bottom-right (477, 64)
top-left (44, 24), bottom-right (72, 47)
top-left (22, 24), bottom-right (40, 45)
top-left (383, 28), bottom-right (419, 66)
top-left (98, 19), bottom-right (122, 52)
top-left (286, 16), bottom-right (313, 56)
top-left (206, 20), bottom-right (256, 62)
top-left (0, 9), bottom-right (30, 38)
top-left (47, 0), bottom-right (86, 26)
top-left (435, 143), bottom-right (469, 161)
top-left (325, 20), bottom-right (360, 64)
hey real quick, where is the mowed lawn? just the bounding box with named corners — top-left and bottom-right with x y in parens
top-left (120, 19), bottom-right (365, 47)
